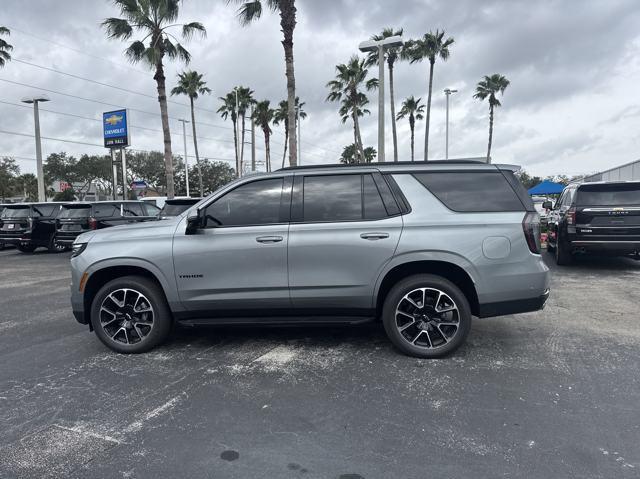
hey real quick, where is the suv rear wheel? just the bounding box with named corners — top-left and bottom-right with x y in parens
top-left (382, 274), bottom-right (472, 358)
top-left (17, 244), bottom-right (36, 253)
top-left (90, 276), bottom-right (172, 353)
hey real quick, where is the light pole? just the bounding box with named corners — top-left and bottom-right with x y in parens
top-left (444, 88), bottom-right (458, 160)
top-left (21, 95), bottom-right (50, 201)
top-left (296, 105), bottom-right (301, 165)
top-left (359, 35), bottom-right (403, 163)
top-left (178, 119), bottom-right (190, 196)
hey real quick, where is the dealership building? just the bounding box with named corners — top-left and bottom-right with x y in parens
top-left (584, 158), bottom-right (640, 182)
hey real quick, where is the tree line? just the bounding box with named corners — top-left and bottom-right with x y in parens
top-left (0, 152), bottom-right (235, 202)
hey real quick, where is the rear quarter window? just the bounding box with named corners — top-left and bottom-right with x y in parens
top-left (93, 204), bottom-right (120, 218)
top-left (413, 171), bottom-right (525, 212)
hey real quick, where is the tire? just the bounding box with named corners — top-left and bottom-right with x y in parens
top-left (48, 235), bottom-right (67, 253)
top-left (555, 234), bottom-right (572, 266)
top-left (382, 274), bottom-right (472, 358)
top-left (90, 275), bottom-right (172, 354)
top-left (17, 244), bottom-right (36, 253)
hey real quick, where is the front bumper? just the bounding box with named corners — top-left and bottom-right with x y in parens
top-left (478, 289), bottom-right (550, 318)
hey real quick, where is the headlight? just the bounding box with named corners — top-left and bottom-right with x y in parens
top-left (71, 242), bottom-right (87, 258)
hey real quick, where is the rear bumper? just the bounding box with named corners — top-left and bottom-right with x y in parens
top-left (478, 289), bottom-right (550, 318)
top-left (571, 240), bottom-right (640, 252)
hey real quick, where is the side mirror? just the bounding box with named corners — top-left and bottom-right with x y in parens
top-left (542, 201), bottom-right (553, 210)
top-left (185, 211), bottom-right (203, 235)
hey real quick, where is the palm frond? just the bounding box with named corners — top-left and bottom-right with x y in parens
top-left (124, 40), bottom-right (147, 64)
top-left (102, 17), bottom-right (134, 39)
top-left (182, 22), bottom-right (206, 40)
top-left (0, 27), bottom-right (10, 35)
top-left (232, 1), bottom-right (263, 26)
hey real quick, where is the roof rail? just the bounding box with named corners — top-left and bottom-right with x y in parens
top-left (278, 159), bottom-right (487, 171)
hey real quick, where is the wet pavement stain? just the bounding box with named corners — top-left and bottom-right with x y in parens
top-left (220, 450), bottom-right (239, 461)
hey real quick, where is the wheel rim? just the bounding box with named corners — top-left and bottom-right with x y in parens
top-left (394, 287), bottom-right (460, 350)
top-left (99, 288), bottom-right (154, 345)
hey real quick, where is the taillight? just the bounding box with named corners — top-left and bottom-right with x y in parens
top-left (566, 206), bottom-right (576, 225)
top-left (522, 212), bottom-right (541, 254)
top-left (89, 217), bottom-right (97, 230)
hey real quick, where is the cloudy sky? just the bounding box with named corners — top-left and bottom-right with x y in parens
top-left (2, 0), bottom-right (640, 178)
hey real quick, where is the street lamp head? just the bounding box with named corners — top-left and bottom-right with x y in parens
top-left (359, 35), bottom-right (403, 52)
top-left (21, 94), bottom-right (51, 104)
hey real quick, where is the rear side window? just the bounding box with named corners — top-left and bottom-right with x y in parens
top-left (413, 172), bottom-right (525, 212)
top-left (303, 175), bottom-right (362, 222)
top-left (123, 203), bottom-right (145, 217)
top-left (33, 204), bottom-right (58, 217)
top-left (60, 206), bottom-right (91, 218)
top-left (363, 175), bottom-right (388, 220)
top-left (144, 203), bottom-right (161, 216)
top-left (93, 204), bottom-right (120, 218)
top-left (1, 207), bottom-right (30, 219)
top-left (577, 184), bottom-right (640, 206)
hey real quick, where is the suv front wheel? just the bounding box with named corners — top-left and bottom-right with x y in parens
top-left (90, 276), bottom-right (172, 353)
top-left (382, 274), bottom-right (472, 358)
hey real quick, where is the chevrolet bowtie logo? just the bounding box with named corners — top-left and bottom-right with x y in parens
top-left (104, 114), bottom-right (123, 126)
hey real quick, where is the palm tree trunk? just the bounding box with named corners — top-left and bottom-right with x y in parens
top-left (232, 117), bottom-right (239, 177)
top-left (389, 62), bottom-right (398, 162)
top-left (189, 97), bottom-right (203, 196)
top-left (487, 104), bottom-right (494, 164)
top-left (280, 0), bottom-right (297, 167)
top-left (353, 114), bottom-right (365, 162)
top-left (281, 123), bottom-right (288, 169)
top-left (265, 131), bottom-right (271, 172)
top-left (240, 114), bottom-right (246, 175)
top-left (424, 60), bottom-right (435, 162)
top-left (154, 59), bottom-right (174, 198)
top-left (410, 115), bottom-right (415, 162)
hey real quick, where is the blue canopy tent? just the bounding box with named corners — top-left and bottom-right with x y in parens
top-left (527, 180), bottom-right (565, 195)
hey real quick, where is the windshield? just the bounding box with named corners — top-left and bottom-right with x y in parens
top-left (59, 206), bottom-right (91, 218)
top-left (577, 184), bottom-right (640, 206)
top-left (1, 207), bottom-right (30, 219)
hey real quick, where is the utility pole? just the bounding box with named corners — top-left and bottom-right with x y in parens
top-left (121, 148), bottom-right (128, 199)
top-left (251, 103), bottom-right (256, 172)
top-left (359, 35), bottom-right (403, 163)
top-left (296, 105), bottom-right (301, 165)
top-left (444, 88), bottom-right (458, 160)
top-left (111, 149), bottom-right (118, 200)
top-left (21, 96), bottom-right (50, 202)
top-left (179, 119), bottom-right (190, 196)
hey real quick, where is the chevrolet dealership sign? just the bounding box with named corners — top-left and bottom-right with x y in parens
top-left (103, 109), bottom-right (130, 148)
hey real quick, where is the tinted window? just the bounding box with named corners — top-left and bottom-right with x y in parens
top-left (204, 178), bottom-right (283, 227)
top-left (413, 172), bottom-right (524, 212)
top-left (144, 203), bottom-right (162, 216)
top-left (1, 207), bottom-right (29, 219)
top-left (160, 203), bottom-right (191, 217)
top-left (577, 184), bottom-right (640, 206)
top-left (93, 204), bottom-right (120, 218)
top-left (123, 203), bottom-right (145, 217)
top-left (303, 175), bottom-right (362, 222)
top-left (363, 174), bottom-right (388, 220)
top-left (33, 204), bottom-right (58, 217)
top-left (60, 206), bottom-right (91, 218)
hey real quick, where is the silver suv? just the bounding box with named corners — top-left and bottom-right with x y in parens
top-left (70, 161), bottom-right (550, 358)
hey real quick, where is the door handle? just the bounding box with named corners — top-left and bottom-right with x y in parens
top-left (256, 235), bottom-right (283, 244)
top-left (360, 232), bottom-right (389, 240)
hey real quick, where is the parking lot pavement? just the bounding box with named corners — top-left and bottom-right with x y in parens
top-left (0, 249), bottom-right (639, 478)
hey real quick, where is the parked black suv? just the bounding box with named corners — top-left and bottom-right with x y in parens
top-left (0, 203), bottom-right (65, 253)
top-left (157, 198), bottom-right (201, 219)
top-left (547, 181), bottom-right (640, 264)
top-left (55, 200), bottom-right (161, 247)
top-left (0, 204), bottom-right (10, 250)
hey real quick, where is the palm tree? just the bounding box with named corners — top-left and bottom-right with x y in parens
top-left (404, 29), bottom-right (454, 161)
top-left (396, 96), bottom-right (425, 162)
top-left (235, 86), bottom-right (254, 174)
top-left (364, 27), bottom-right (403, 162)
top-left (473, 74), bottom-right (510, 163)
top-left (102, 0), bottom-right (205, 199)
top-left (326, 55), bottom-right (378, 162)
top-left (252, 100), bottom-right (275, 172)
top-left (273, 97), bottom-right (306, 168)
top-left (217, 92), bottom-right (240, 177)
top-left (339, 144), bottom-right (376, 164)
top-left (230, 0), bottom-right (299, 167)
top-left (0, 27), bottom-right (12, 68)
top-left (171, 70), bottom-right (211, 196)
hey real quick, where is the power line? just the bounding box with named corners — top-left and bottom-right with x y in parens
top-left (0, 129), bottom-right (235, 164)
top-left (0, 78), bottom-right (234, 131)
